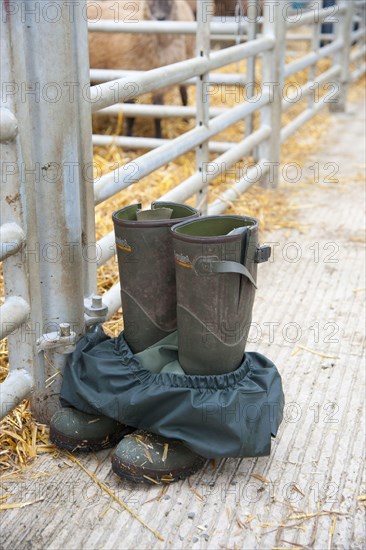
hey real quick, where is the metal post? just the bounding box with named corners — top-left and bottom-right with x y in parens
top-left (4, 0), bottom-right (95, 423)
top-left (258, 0), bottom-right (286, 188)
top-left (308, 11), bottom-right (321, 110)
top-left (330, 0), bottom-right (355, 112)
top-left (195, 0), bottom-right (212, 213)
top-left (0, 12), bottom-right (38, 420)
top-left (245, 0), bottom-right (259, 140)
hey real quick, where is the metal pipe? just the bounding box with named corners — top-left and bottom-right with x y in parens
top-left (103, 282), bottom-right (121, 321)
top-left (195, 0), bottom-right (211, 213)
top-left (0, 10), bottom-right (40, 415)
top-left (88, 20), bottom-right (248, 35)
top-left (351, 27), bottom-right (366, 42)
top-left (0, 108), bottom-right (18, 143)
top-left (90, 36), bottom-right (275, 111)
top-left (286, 5), bottom-right (347, 29)
top-left (281, 93), bottom-right (330, 143)
top-left (0, 223), bottom-right (25, 261)
top-left (0, 296), bottom-right (30, 340)
top-left (0, 370), bottom-right (34, 421)
top-left (350, 44), bottom-right (366, 62)
top-left (284, 39), bottom-right (343, 78)
top-left (90, 69), bottom-right (247, 86)
top-left (258, 1), bottom-right (286, 188)
top-left (350, 63), bottom-right (366, 82)
top-left (94, 93), bottom-right (270, 205)
top-left (92, 134), bottom-right (240, 153)
top-left (159, 126), bottom-right (271, 204)
top-left (282, 64), bottom-right (341, 112)
top-left (96, 103), bottom-right (227, 119)
top-left (208, 159), bottom-right (270, 215)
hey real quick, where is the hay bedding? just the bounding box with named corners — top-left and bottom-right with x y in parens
top-left (0, 51), bottom-right (364, 479)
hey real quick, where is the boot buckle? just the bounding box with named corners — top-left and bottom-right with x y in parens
top-left (255, 245), bottom-right (271, 263)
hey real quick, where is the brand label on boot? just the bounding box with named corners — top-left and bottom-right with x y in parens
top-left (174, 252), bottom-right (192, 268)
top-left (116, 237), bottom-right (132, 253)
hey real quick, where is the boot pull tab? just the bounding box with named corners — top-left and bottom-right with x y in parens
top-left (255, 245), bottom-right (271, 263)
top-left (194, 256), bottom-right (258, 289)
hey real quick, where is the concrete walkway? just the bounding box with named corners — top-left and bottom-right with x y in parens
top-left (1, 98), bottom-right (365, 550)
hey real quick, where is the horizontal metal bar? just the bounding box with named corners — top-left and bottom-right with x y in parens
top-left (351, 27), bottom-right (366, 42)
top-left (284, 39), bottom-right (343, 78)
top-left (90, 69), bottom-right (247, 86)
top-left (0, 108), bottom-right (18, 143)
top-left (0, 370), bottom-right (33, 421)
top-left (94, 93), bottom-right (270, 204)
top-left (286, 32), bottom-right (335, 41)
top-left (350, 44), bottom-right (366, 63)
top-left (97, 231), bottom-right (116, 268)
top-left (88, 20), bottom-right (248, 35)
top-left (350, 63), bottom-right (366, 83)
top-left (208, 159), bottom-right (269, 215)
top-left (93, 134), bottom-right (240, 154)
top-left (0, 296), bottom-right (30, 340)
top-left (90, 36), bottom-right (275, 111)
top-left (282, 64), bottom-right (341, 112)
top-left (160, 125), bottom-right (271, 203)
top-left (103, 282), bottom-right (121, 321)
top-left (97, 103), bottom-right (227, 119)
top-left (286, 5), bottom-right (347, 29)
top-left (0, 223), bottom-right (25, 261)
top-left (280, 93), bottom-right (330, 143)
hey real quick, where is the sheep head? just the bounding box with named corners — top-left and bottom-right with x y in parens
top-left (145, 0), bottom-right (175, 21)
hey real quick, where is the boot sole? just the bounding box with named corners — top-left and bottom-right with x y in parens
top-left (111, 453), bottom-right (206, 484)
top-left (50, 425), bottom-right (135, 453)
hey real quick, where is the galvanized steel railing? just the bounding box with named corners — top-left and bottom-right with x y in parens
top-left (0, 0), bottom-right (365, 422)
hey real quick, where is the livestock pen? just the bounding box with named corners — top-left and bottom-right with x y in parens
top-left (0, 0), bottom-right (365, 548)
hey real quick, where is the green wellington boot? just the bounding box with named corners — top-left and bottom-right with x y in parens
top-left (112, 201), bottom-right (199, 353)
top-left (112, 431), bottom-right (206, 484)
top-left (172, 215), bottom-right (271, 374)
top-left (111, 202), bottom-right (207, 483)
top-left (51, 202), bottom-right (199, 453)
top-left (50, 407), bottom-right (134, 452)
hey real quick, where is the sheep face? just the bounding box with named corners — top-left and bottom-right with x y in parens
top-left (145, 0), bottom-right (175, 21)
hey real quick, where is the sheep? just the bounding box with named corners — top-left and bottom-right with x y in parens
top-left (88, 0), bottom-right (195, 139)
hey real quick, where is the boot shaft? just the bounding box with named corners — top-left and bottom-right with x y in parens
top-left (113, 202), bottom-right (199, 352)
top-left (172, 215), bottom-right (270, 375)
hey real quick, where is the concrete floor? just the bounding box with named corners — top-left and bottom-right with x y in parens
top-left (1, 98), bottom-right (365, 550)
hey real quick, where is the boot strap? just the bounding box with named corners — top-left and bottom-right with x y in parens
top-left (195, 257), bottom-right (258, 288)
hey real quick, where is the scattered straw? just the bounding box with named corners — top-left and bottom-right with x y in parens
top-left (65, 451), bottom-right (164, 542)
top-left (251, 473), bottom-right (270, 484)
top-left (291, 344), bottom-right (339, 359)
top-left (162, 443), bottom-right (169, 463)
top-left (0, 497), bottom-right (44, 510)
top-left (327, 516), bottom-right (337, 550)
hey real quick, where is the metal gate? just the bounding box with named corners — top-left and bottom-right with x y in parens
top-left (1, 0), bottom-right (365, 422)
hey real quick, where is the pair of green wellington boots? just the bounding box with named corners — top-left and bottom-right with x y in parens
top-left (50, 201), bottom-right (270, 483)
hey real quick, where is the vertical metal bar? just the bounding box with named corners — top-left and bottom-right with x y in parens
top-left (245, 0), bottom-right (259, 140)
top-left (258, 0), bottom-right (286, 188)
top-left (330, 0), bottom-right (355, 112)
top-left (308, 16), bottom-right (321, 110)
top-left (195, 0), bottom-right (211, 213)
top-left (5, 1), bottom-right (94, 423)
top-left (0, 12), bottom-right (37, 418)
